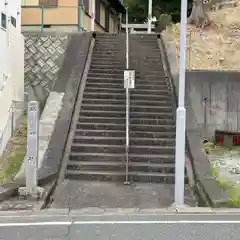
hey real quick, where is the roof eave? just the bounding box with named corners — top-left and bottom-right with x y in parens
top-left (110, 0), bottom-right (126, 14)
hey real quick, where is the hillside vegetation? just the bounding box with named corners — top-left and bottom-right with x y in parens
top-left (163, 1), bottom-right (240, 70)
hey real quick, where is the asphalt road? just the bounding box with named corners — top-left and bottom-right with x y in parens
top-left (1, 209), bottom-right (240, 239)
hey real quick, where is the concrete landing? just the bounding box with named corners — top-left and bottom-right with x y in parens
top-left (52, 180), bottom-right (196, 209)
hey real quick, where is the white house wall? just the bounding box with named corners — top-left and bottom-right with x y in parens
top-left (0, 0), bottom-right (24, 156)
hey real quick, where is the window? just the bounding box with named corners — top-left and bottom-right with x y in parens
top-left (11, 16), bottom-right (16, 27)
top-left (39, 0), bottom-right (58, 6)
top-left (1, 13), bottom-right (6, 29)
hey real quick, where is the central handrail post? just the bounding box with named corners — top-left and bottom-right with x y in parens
top-left (124, 7), bottom-right (130, 185)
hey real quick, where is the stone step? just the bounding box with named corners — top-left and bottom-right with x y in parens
top-left (86, 77), bottom-right (168, 84)
top-left (87, 72), bottom-right (124, 78)
top-left (82, 98), bottom-right (172, 106)
top-left (80, 110), bottom-right (174, 118)
top-left (90, 58), bottom-right (123, 63)
top-left (73, 136), bottom-right (125, 145)
top-left (135, 83), bottom-right (168, 90)
top-left (75, 129), bottom-right (175, 138)
top-left (77, 123), bottom-right (175, 132)
top-left (131, 93), bottom-right (172, 100)
top-left (86, 82), bottom-right (167, 89)
top-left (81, 104), bottom-right (173, 113)
top-left (86, 80), bottom-right (168, 92)
top-left (76, 122), bottom-right (125, 131)
top-left (94, 40), bottom-right (118, 43)
top-left (93, 47), bottom-right (123, 52)
top-left (71, 143), bottom-right (125, 154)
top-left (75, 129), bottom-right (126, 137)
top-left (93, 48), bottom-right (121, 52)
top-left (95, 40), bottom-right (118, 43)
top-left (132, 89), bottom-right (170, 96)
top-left (130, 124), bottom-right (175, 132)
top-left (69, 152), bottom-right (175, 164)
top-left (90, 64), bottom-right (125, 69)
top-left (79, 116), bottom-right (175, 125)
top-left (84, 87), bottom-right (170, 96)
top-left (84, 87), bottom-right (125, 94)
top-left (67, 160), bottom-right (175, 173)
top-left (73, 135), bottom-right (175, 146)
top-left (88, 69), bottom-right (124, 74)
top-left (90, 59), bottom-right (123, 64)
top-left (83, 92), bottom-right (172, 101)
top-left (86, 82), bottom-right (124, 88)
top-left (92, 54), bottom-right (124, 59)
top-left (131, 131), bottom-right (175, 138)
top-left (90, 60), bottom-right (162, 66)
top-left (92, 53), bottom-right (125, 58)
top-left (65, 169), bottom-right (178, 183)
top-left (131, 59), bottom-right (162, 63)
top-left (80, 109), bottom-right (125, 117)
top-left (129, 145), bottom-right (175, 155)
top-left (70, 143), bottom-right (174, 155)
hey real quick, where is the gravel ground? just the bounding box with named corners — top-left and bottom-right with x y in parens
top-left (209, 146), bottom-right (240, 184)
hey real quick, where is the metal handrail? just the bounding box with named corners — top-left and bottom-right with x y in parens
top-left (124, 8), bottom-right (130, 184)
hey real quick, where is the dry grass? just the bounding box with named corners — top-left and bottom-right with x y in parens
top-left (163, 0), bottom-right (240, 70)
top-left (0, 117), bottom-right (27, 184)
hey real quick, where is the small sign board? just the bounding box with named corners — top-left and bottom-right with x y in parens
top-left (124, 70), bottom-right (135, 89)
top-left (215, 130), bottom-right (240, 147)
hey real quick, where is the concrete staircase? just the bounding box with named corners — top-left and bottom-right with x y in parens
top-left (65, 33), bottom-right (187, 184)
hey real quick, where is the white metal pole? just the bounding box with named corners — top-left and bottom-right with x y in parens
top-left (125, 8), bottom-right (130, 184)
top-left (174, 0), bottom-right (188, 206)
top-left (126, 9), bottom-right (129, 69)
top-left (147, 0), bottom-right (152, 33)
top-left (90, 0), bottom-right (95, 31)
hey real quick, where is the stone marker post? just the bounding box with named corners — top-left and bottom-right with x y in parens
top-left (26, 101), bottom-right (39, 196)
top-left (19, 101), bottom-right (43, 200)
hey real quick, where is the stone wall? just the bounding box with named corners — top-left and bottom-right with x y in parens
top-left (186, 70), bottom-right (240, 139)
top-left (24, 33), bottom-right (70, 110)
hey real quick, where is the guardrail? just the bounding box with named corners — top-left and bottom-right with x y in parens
top-left (21, 3), bottom-right (85, 33)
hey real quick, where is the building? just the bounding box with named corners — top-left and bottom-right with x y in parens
top-left (0, 0), bottom-right (24, 156)
top-left (21, 0), bottom-right (125, 33)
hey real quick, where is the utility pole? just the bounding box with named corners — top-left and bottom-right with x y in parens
top-left (174, 0), bottom-right (188, 206)
top-left (147, 0), bottom-right (152, 33)
top-left (90, 0), bottom-right (95, 31)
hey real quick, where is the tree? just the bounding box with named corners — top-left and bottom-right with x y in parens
top-left (124, 0), bottom-right (193, 24)
top-left (188, 0), bottom-right (210, 28)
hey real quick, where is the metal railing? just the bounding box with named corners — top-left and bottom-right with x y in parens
top-left (0, 101), bottom-right (25, 157)
top-left (21, 3), bottom-right (85, 33)
top-left (124, 8), bottom-right (130, 184)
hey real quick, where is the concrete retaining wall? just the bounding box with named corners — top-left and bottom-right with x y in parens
top-left (186, 70), bottom-right (240, 139)
top-left (16, 33), bottom-right (93, 185)
top-left (24, 33), bottom-right (70, 110)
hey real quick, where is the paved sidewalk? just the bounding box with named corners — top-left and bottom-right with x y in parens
top-left (52, 180), bottom-right (196, 209)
